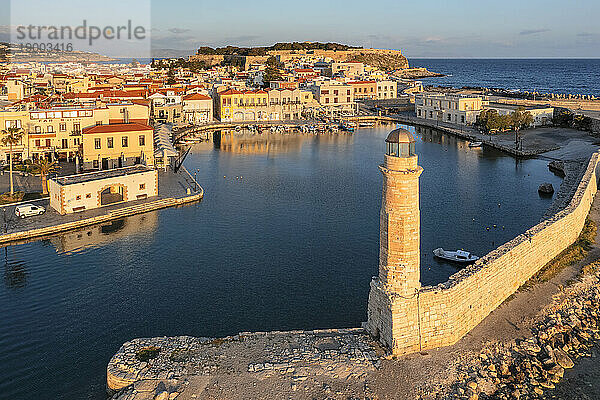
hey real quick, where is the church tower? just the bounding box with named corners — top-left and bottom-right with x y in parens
top-left (367, 128), bottom-right (423, 354)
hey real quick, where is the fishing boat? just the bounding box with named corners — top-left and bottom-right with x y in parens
top-left (468, 141), bottom-right (483, 148)
top-left (433, 248), bottom-right (479, 263)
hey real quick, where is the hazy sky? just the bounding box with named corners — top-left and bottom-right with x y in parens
top-left (2, 0), bottom-right (600, 58)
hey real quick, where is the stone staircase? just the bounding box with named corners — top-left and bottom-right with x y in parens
top-left (108, 198), bottom-right (180, 218)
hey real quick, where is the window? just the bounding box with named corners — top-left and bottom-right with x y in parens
top-left (47, 126), bottom-right (54, 133)
top-left (86, 193), bottom-right (91, 198)
top-left (122, 137), bottom-right (128, 147)
top-left (417, 109), bottom-right (422, 117)
top-left (45, 139), bottom-right (51, 147)
top-left (95, 121), bottom-right (103, 126)
top-left (107, 137), bottom-right (113, 148)
top-left (62, 139), bottom-right (68, 149)
top-left (461, 115), bottom-right (465, 123)
top-left (76, 195), bottom-right (81, 200)
top-left (59, 123), bottom-right (66, 132)
top-left (35, 126), bottom-right (41, 133)
top-left (73, 123), bottom-right (81, 133)
top-left (35, 139), bottom-right (40, 147)
top-left (139, 183), bottom-right (146, 190)
top-left (93, 160), bottom-right (99, 168)
top-left (139, 135), bottom-right (145, 146)
top-left (95, 138), bottom-right (101, 149)
top-left (447, 114), bottom-right (452, 121)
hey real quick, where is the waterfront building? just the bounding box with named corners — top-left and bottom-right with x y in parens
top-left (182, 93), bottom-right (213, 124)
top-left (48, 165), bottom-right (158, 214)
top-left (310, 81), bottom-right (356, 115)
top-left (415, 92), bottom-right (484, 125)
top-left (217, 89), bottom-right (269, 122)
top-left (81, 122), bottom-right (154, 170)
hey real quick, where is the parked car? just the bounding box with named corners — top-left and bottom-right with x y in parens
top-left (15, 204), bottom-right (45, 218)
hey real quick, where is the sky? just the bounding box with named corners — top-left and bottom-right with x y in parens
top-left (1, 0), bottom-right (600, 58)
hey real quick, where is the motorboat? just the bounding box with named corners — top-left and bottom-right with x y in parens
top-left (468, 141), bottom-right (483, 148)
top-left (433, 248), bottom-right (479, 263)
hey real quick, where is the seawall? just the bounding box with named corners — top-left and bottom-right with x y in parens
top-left (0, 192), bottom-right (202, 245)
top-left (406, 150), bottom-right (600, 352)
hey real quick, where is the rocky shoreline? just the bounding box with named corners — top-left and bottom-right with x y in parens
top-left (420, 260), bottom-right (600, 400)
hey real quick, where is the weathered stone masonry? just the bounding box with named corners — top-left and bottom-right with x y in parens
top-left (367, 128), bottom-right (600, 355)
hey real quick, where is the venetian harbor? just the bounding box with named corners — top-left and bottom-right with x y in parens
top-left (0, 125), bottom-right (573, 399)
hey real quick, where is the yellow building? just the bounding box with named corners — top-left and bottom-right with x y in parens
top-left (0, 109), bottom-right (29, 162)
top-left (218, 89), bottom-right (269, 122)
top-left (27, 106), bottom-right (110, 160)
top-left (81, 122), bottom-right (154, 170)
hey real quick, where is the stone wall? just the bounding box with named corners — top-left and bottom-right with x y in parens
top-left (390, 151), bottom-right (600, 354)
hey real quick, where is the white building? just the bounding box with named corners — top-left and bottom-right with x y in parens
top-left (182, 93), bottom-right (213, 124)
top-left (48, 165), bottom-right (158, 214)
top-left (377, 80), bottom-right (398, 99)
top-left (415, 93), bottom-right (484, 125)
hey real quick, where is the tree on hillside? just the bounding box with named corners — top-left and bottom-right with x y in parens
top-left (166, 67), bottom-right (176, 85)
top-left (1, 126), bottom-right (24, 196)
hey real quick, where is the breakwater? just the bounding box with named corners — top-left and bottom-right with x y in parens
top-left (371, 150), bottom-right (599, 354)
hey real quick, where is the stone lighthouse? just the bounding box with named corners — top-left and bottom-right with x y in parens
top-left (367, 128), bottom-right (423, 355)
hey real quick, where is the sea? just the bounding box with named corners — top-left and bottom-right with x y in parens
top-left (410, 58), bottom-right (600, 97)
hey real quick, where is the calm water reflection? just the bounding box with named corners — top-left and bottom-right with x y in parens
top-left (0, 125), bottom-right (563, 399)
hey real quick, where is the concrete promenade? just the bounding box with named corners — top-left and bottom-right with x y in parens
top-left (0, 168), bottom-right (203, 246)
top-left (350, 113), bottom-right (599, 161)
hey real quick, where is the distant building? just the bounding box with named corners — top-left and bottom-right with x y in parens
top-left (81, 122), bottom-right (154, 170)
top-left (485, 103), bottom-right (554, 127)
top-left (415, 93), bottom-right (484, 125)
top-left (48, 165), bottom-right (158, 214)
top-left (348, 81), bottom-right (377, 100)
top-left (331, 62), bottom-right (364, 78)
top-left (376, 80), bottom-right (398, 99)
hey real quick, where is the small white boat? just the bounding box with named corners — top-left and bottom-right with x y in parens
top-left (468, 141), bottom-right (483, 148)
top-left (433, 248), bottom-right (479, 263)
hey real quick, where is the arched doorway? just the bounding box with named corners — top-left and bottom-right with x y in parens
top-left (99, 185), bottom-right (125, 206)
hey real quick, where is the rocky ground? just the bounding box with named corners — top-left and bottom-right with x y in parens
top-left (108, 328), bottom-right (383, 400)
top-left (420, 261), bottom-right (600, 400)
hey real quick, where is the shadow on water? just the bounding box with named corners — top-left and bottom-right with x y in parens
top-left (3, 247), bottom-right (27, 289)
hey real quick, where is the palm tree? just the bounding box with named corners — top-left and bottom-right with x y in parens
top-left (35, 158), bottom-right (58, 195)
top-left (1, 127), bottom-right (24, 196)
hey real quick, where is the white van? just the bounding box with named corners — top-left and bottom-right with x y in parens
top-left (15, 204), bottom-right (46, 218)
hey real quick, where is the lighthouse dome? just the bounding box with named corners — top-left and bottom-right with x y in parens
top-left (385, 128), bottom-right (416, 157)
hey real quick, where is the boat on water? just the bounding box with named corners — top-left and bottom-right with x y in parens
top-left (468, 141), bottom-right (483, 148)
top-left (433, 248), bottom-right (479, 263)
top-left (339, 123), bottom-right (355, 132)
top-left (359, 122), bottom-right (375, 128)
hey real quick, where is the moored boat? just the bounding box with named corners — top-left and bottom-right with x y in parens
top-left (468, 141), bottom-right (483, 148)
top-left (433, 248), bottom-right (479, 263)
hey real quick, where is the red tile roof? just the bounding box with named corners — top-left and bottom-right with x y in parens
top-left (183, 93), bottom-right (211, 101)
top-left (82, 122), bottom-right (153, 135)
